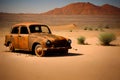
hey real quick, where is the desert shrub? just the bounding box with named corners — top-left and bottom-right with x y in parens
top-left (88, 27), bottom-right (93, 31)
top-left (98, 32), bottom-right (116, 45)
top-left (84, 27), bottom-right (88, 30)
top-left (99, 28), bottom-right (104, 32)
top-left (69, 30), bottom-right (72, 32)
top-left (84, 27), bottom-right (94, 31)
top-left (95, 28), bottom-right (98, 31)
top-left (77, 36), bottom-right (86, 45)
top-left (104, 25), bottom-right (110, 29)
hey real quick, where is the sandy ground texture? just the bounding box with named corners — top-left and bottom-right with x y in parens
top-left (0, 24), bottom-right (120, 80)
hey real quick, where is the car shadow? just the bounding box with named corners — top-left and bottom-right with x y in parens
top-left (44, 52), bottom-right (83, 57)
top-left (5, 50), bottom-right (83, 57)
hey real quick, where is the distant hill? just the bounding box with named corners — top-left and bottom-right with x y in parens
top-left (41, 2), bottom-right (120, 15)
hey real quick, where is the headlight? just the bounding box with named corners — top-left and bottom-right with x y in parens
top-left (46, 40), bottom-right (52, 46)
top-left (68, 39), bottom-right (72, 44)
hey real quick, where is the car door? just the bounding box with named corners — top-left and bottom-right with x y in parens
top-left (11, 26), bottom-right (19, 49)
top-left (19, 26), bottom-right (29, 50)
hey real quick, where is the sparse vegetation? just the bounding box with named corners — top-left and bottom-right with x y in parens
top-left (84, 27), bottom-right (101, 31)
top-left (84, 27), bottom-right (88, 30)
top-left (88, 27), bottom-right (93, 31)
top-left (69, 30), bottom-right (73, 32)
top-left (104, 25), bottom-right (110, 29)
top-left (99, 28), bottom-right (104, 32)
top-left (77, 36), bottom-right (86, 45)
top-left (95, 28), bottom-right (98, 31)
top-left (98, 32), bottom-right (116, 45)
top-left (84, 27), bottom-right (93, 31)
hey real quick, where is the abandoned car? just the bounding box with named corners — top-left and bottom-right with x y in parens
top-left (4, 23), bottom-right (72, 56)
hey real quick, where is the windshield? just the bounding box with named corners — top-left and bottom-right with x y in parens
top-left (29, 25), bottom-right (51, 33)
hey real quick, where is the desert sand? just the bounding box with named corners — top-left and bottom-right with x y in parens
top-left (0, 23), bottom-right (120, 80)
top-left (0, 14), bottom-right (120, 80)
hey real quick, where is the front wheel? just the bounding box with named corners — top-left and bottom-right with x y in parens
top-left (9, 43), bottom-right (15, 52)
top-left (61, 49), bottom-right (68, 55)
top-left (34, 44), bottom-right (45, 57)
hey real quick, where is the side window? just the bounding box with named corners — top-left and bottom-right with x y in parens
top-left (41, 26), bottom-right (49, 33)
top-left (29, 25), bottom-right (41, 33)
top-left (11, 27), bottom-right (19, 34)
top-left (20, 26), bottom-right (28, 34)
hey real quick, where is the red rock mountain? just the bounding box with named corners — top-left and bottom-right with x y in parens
top-left (41, 2), bottom-right (120, 15)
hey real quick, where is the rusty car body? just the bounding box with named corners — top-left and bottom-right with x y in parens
top-left (4, 22), bottom-right (72, 56)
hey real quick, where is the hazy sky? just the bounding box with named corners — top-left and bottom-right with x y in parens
top-left (0, 0), bottom-right (120, 13)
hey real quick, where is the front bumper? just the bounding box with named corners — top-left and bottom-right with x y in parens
top-left (43, 46), bottom-right (72, 51)
top-left (43, 46), bottom-right (72, 53)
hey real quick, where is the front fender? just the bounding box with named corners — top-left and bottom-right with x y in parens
top-left (28, 36), bottom-right (47, 50)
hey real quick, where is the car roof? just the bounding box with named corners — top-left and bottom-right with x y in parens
top-left (13, 22), bottom-right (46, 27)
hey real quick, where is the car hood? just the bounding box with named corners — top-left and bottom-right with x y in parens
top-left (29, 33), bottom-right (67, 42)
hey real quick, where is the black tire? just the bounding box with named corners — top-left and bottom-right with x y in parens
top-left (9, 43), bottom-right (15, 52)
top-left (61, 49), bottom-right (68, 55)
top-left (34, 44), bottom-right (45, 57)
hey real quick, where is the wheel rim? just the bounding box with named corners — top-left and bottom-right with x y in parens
top-left (9, 43), bottom-right (14, 52)
top-left (35, 45), bottom-right (44, 56)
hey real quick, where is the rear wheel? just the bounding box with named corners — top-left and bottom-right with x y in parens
top-left (34, 44), bottom-right (45, 57)
top-left (9, 43), bottom-right (15, 52)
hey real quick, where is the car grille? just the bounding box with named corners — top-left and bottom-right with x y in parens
top-left (53, 39), bottom-right (68, 47)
